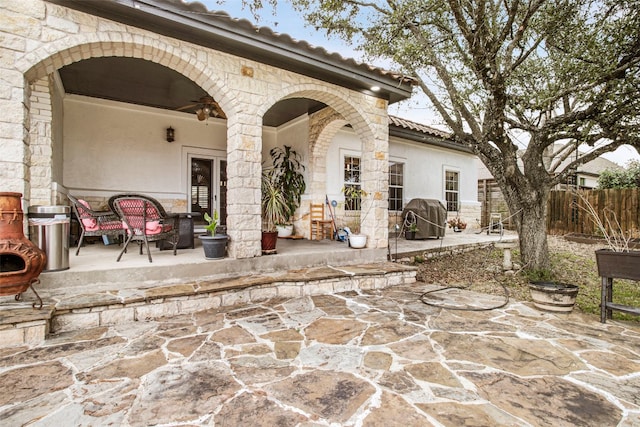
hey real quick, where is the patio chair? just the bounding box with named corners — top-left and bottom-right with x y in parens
top-left (109, 194), bottom-right (179, 263)
top-left (68, 194), bottom-right (125, 256)
top-left (310, 203), bottom-right (334, 240)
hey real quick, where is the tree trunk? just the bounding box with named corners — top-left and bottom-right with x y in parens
top-left (500, 174), bottom-right (551, 272)
top-left (517, 202), bottom-right (550, 271)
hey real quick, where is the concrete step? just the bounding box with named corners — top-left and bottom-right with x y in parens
top-left (0, 262), bottom-right (417, 348)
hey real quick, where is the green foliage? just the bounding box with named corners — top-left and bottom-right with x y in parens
top-left (203, 210), bottom-right (219, 235)
top-left (269, 145), bottom-right (306, 222)
top-left (524, 268), bottom-right (554, 283)
top-left (261, 169), bottom-right (289, 232)
top-left (597, 160), bottom-right (640, 189)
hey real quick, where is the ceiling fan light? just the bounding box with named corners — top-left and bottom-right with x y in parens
top-left (196, 109), bottom-right (206, 121)
top-left (203, 106), bottom-right (211, 115)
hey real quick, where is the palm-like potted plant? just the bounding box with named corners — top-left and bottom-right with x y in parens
top-left (261, 169), bottom-right (289, 251)
top-left (269, 145), bottom-right (306, 237)
top-left (198, 210), bottom-right (227, 259)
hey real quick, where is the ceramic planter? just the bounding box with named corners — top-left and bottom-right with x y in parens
top-left (405, 230), bottom-right (416, 240)
top-left (348, 234), bottom-right (367, 249)
top-left (199, 234), bottom-right (227, 259)
top-left (276, 224), bottom-right (293, 238)
top-left (529, 281), bottom-right (578, 313)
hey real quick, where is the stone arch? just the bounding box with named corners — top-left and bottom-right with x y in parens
top-left (308, 108), bottom-right (348, 202)
top-left (259, 85), bottom-right (389, 248)
top-left (18, 34), bottom-right (237, 118)
top-left (16, 33), bottom-right (240, 210)
top-left (258, 85), bottom-right (377, 145)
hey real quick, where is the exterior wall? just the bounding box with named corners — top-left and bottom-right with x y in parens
top-left (1, 0), bottom-right (389, 257)
top-left (324, 128), bottom-right (481, 232)
top-left (62, 95), bottom-right (226, 204)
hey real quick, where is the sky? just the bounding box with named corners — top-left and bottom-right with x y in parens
top-left (201, 0), bottom-right (638, 167)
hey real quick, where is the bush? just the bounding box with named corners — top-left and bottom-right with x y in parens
top-left (597, 160), bottom-right (640, 189)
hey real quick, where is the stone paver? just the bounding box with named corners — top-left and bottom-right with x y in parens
top-left (1, 283), bottom-right (639, 426)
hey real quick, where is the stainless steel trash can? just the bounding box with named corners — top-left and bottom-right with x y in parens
top-left (28, 205), bottom-right (70, 271)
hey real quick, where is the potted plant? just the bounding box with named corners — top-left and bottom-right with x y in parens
top-left (269, 145), bottom-right (306, 236)
top-left (198, 210), bottom-right (227, 259)
top-left (405, 223), bottom-right (419, 240)
top-left (573, 192), bottom-right (640, 321)
top-left (261, 169), bottom-right (289, 252)
top-left (447, 217), bottom-right (467, 232)
top-left (341, 186), bottom-right (371, 249)
top-left (573, 192), bottom-right (639, 278)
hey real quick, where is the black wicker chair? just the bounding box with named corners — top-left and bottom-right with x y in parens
top-left (68, 194), bottom-right (125, 255)
top-left (109, 194), bottom-right (179, 263)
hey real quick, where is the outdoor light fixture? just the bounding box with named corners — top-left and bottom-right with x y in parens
top-left (166, 126), bottom-right (175, 143)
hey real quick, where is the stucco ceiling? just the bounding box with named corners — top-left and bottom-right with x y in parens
top-left (58, 57), bottom-right (326, 127)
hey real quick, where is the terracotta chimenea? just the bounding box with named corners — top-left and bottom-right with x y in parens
top-left (0, 192), bottom-right (46, 308)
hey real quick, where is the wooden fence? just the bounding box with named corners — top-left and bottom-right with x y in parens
top-left (547, 189), bottom-right (640, 238)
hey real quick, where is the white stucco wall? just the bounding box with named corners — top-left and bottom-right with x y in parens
top-left (63, 95), bottom-right (226, 199)
top-left (325, 127), bottom-right (480, 218)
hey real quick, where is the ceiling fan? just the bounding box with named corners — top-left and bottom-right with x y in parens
top-left (177, 96), bottom-right (226, 121)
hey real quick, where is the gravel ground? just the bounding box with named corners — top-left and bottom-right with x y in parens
top-left (414, 235), bottom-right (604, 310)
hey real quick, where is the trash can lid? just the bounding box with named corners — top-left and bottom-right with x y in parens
top-left (28, 205), bottom-right (71, 215)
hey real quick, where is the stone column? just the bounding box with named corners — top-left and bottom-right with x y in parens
top-left (225, 114), bottom-right (262, 259)
top-left (359, 99), bottom-right (389, 249)
top-left (28, 76), bottom-right (54, 205)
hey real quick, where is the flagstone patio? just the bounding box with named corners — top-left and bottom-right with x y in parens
top-left (1, 282), bottom-right (639, 426)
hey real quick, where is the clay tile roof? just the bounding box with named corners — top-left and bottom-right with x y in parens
top-left (389, 115), bottom-right (451, 139)
top-left (165, 0), bottom-right (415, 85)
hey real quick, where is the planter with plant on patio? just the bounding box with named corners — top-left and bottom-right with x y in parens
top-left (198, 210), bottom-right (227, 259)
top-left (269, 145), bottom-right (305, 238)
top-left (261, 169), bottom-right (288, 253)
top-left (575, 192), bottom-right (640, 322)
top-left (405, 222), bottom-right (419, 240)
top-left (341, 186), bottom-right (372, 249)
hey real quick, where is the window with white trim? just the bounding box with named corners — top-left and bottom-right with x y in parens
top-left (445, 170), bottom-right (459, 212)
top-left (389, 161), bottom-right (404, 211)
top-left (344, 155), bottom-right (361, 210)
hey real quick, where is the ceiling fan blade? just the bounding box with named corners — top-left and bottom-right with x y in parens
top-left (176, 103), bottom-right (198, 111)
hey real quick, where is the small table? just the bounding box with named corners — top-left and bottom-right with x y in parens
top-left (157, 212), bottom-right (200, 250)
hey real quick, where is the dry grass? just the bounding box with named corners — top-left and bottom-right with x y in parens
top-left (412, 235), bottom-right (640, 322)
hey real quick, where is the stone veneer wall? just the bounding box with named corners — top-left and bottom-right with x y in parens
top-left (1, 0), bottom-right (391, 258)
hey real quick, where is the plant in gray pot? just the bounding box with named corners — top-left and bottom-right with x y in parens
top-left (198, 210), bottom-right (227, 259)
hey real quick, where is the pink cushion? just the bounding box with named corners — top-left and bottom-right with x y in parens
top-left (122, 220), bottom-right (163, 235)
top-left (78, 199), bottom-right (98, 230)
top-left (145, 221), bottom-right (162, 235)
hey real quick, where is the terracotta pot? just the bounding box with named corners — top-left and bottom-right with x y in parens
top-left (0, 192), bottom-right (47, 295)
top-left (261, 231), bottom-right (278, 252)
